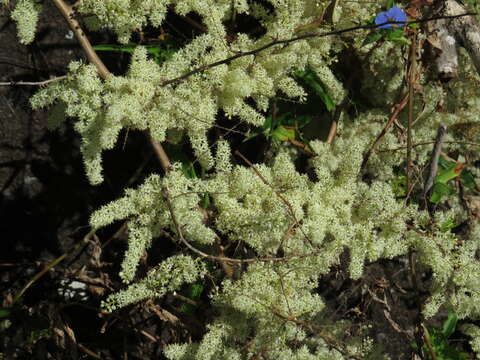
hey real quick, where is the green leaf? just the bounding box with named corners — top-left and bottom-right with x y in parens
top-left (438, 156), bottom-right (453, 169)
top-left (93, 44), bottom-right (138, 53)
top-left (385, 28), bottom-right (410, 45)
top-left (0, 308), bottom-right (10, 319)
top-left (429, 182), bottom-right (454, 203)
top-left (182, 162), bottom-right (197, 179)
top-left (271, 125), bottom-right (296, 141)
top-left (436, 162), bottom-right (462, 184)
top-left (180, 283), bottom-right (204, 314)
top-left (441, 312), bottom-right (458, 338)
top-left (243, 115), bottom-right (274, 142)
top-left (391, 175), bottom-right (407, 197)
top-left (200, 193), bottom-right (210, 209)
top-left (460, 169), bottom-right (476, 189)
top-left (29, 328), bottom-right (52, 344)
top-left (362, 32), bottom-right (383, 47)
top-left (387, 0), bottom-right (395, 8)
top-left (440, 219), bottom-right (458, 233)
top-left (188, 283), bottom-right (204, 299)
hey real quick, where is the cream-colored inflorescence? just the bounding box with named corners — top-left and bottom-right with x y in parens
top-left (11, 0), bottom-right (41, 44)
top-left (12, 0), bottom-right (480, 357)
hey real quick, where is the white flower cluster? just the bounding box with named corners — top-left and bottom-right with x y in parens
top-left (10, 0), bottom-right (41, 44)
top-left (27, 0), bottom-right (366, 184)
top-left (10, 0), bottom-right (480, 355)
top-left (90, 167), bottom-right (216, 283)
top-left (101, 255), bottom-right (207, 312)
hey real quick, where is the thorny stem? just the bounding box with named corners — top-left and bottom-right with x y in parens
top-left (50, 0), bottom-right (109, 79)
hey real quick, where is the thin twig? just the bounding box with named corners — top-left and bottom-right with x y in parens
top-left (234, 150), bottom-right (314, 248)
top-left (148, 134), bottom-right (172, 173)
top-left (162, 186), bottom-right (323, 264)
top-left (326, 119), bottom-right (337, 145)
top-left (361, 92), bottom-right (409, 171)
top-left (423, 123), bottom-right (447, 199)
top-left (0, 76), bottom-right (67, 86)
top-left (12, 230), bottom-right (95, 304)
top-left (421, 323), bottom-right (438, 360)
top-left (406, 30), bottom-right (418, 202)
top-left (160, 13), bottom-right (476, 87)
top-left (378, 140), bottom-right (480, 152)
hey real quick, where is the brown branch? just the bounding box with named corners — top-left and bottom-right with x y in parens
top-left (159, 12), bottom-right (476, 88)
top-left (406, 30), bottom-right (418, 202)
top-left (361, 92), bottom-right (409, 171)
top-left (234, 150), bottom-right (314, 248)
top-left (0, 76), bottom-right (67, 86)
top-left (163, 186), bottom-right (282, 264)
top-left (50, 0), bottom-right (109, 79)
top-left (148, 134), bottom-right (172, 173)
top-left (326, 119), bottom-right (337, 145)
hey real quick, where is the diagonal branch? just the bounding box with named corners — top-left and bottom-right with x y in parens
top-left (160, 12), bottom-right (476, 87)
top-left (234, 150), bottom-right (314, 248)
top-left (51, 0), bottom-right (109, 79)
top-left (162, 186), bottom-right (319, 264)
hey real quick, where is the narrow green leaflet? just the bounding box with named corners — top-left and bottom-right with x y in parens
top-left (391, 175), bottom-right (407, 197)
top-left (412, 312), bottom-right (468, 360)
top-left (294, 69), bottom-right (335, 111)
top-left (180, 283), bottom-right (204, 314)
top-left (0, 307), bottom-right (10, 318)
top-left (385, 28), bottom-right (410, 45)
top-left (460, 169), bottom-right (476, 190)
top-left (442, 312), bottom-right (458, 338)
top-left (362, 32), bottom-right (383, 47)
top-left (435, 162), bottom-right (462, 184)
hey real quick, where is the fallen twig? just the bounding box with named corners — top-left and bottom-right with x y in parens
top-left (0, 76), bottom-right (67, 86)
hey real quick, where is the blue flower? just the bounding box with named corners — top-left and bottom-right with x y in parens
top-left (375, 6), bottom-right (408, 29)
